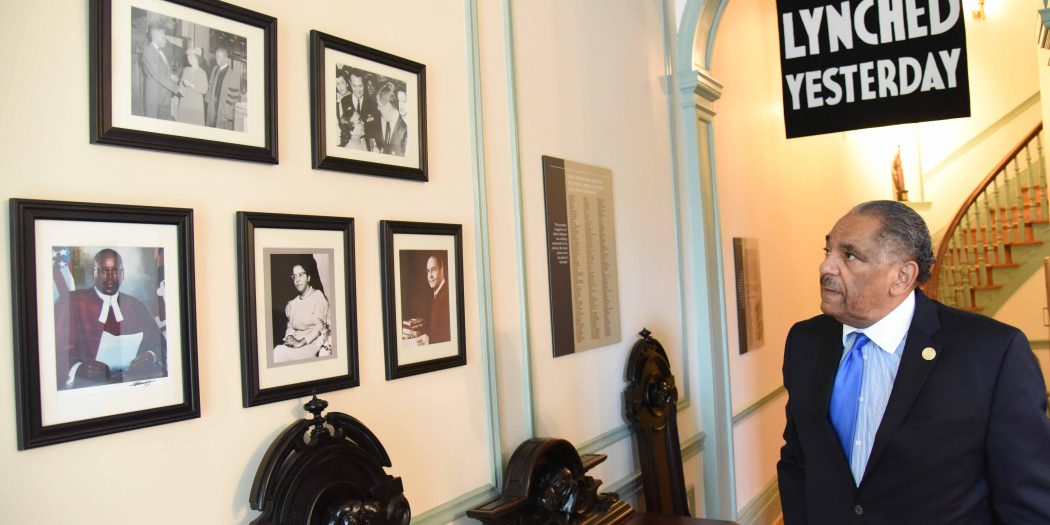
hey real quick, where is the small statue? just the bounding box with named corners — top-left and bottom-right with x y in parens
top-left (892, 146), bottom-right (908, 202)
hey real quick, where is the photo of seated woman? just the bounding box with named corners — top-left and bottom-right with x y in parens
top-left (268, 253), bottom-right (335, 365)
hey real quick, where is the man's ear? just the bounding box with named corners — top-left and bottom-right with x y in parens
top-left (892, 260), bottom-right (919, 295)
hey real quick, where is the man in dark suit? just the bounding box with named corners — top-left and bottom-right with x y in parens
top-left (778, 200), bottom-right (1050, 524)
top-left (141, 26), bottom-right (179, 120)
top-left (348, 72), bottom-right (379, 147)
top-left (423, 253), bottom-right (450, 344)
top-left (375, 82), bottom-right (408, 156)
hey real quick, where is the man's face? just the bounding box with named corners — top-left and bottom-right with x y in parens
top-left (350, 75), bottom-right (364, 98)
top-left (336, 77), bottom-right (348, 96)
top-left (216, 50), bottom-right (229, 67)
top-left (93, 253), bottom-right (124, 296)
top-left (819, 213), bottom-right (903, 328)
top-left (426, 256), bottom-right (444, 290)
top-left (397, 91), bottom-right (408, 119)
top-left (292, 265), bottom-right (310, 294)
top-left (150, 29), bottom-right (166, 46)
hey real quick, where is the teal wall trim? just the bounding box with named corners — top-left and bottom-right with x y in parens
top-left (669, 0), bottom-right (737, 518)
top-left (680, 431), bottom-right (707, 460)
top-left (465, 0), bottom-right (504, 491)
top-left (606, 471), bottom-right (644, 499)
top-left (502, 0), bottom-right (537, 438)
top-left (578, 424), bottom-right (633, 456)
top-left (923, 92), bottom-right (1040, 181)
top-left (578, 402), bottom-right (691, 455)
top-left (411, 485), bottom-right (500, 525)
top-left (705, 0), bottom-right (729, 70)
top-left (736, 477), bottom-right (782, 525)
top-left (732, 386), bottom-right (787, 426)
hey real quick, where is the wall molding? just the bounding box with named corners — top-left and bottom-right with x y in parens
top-left (464, 0), bottom-right (503, 491)
top-left (501, 0), bottom-right (537, 438)
top-left (732, 386), bottom-right (786, 426)
top-left (411, 485), bottom-right (500, 525)
top-left (1031, 339), bottom-right (1049, 350)
top-left (670, 0), bottom-right (737, 518)
top-left (736, 476), bottom-right (782, 525)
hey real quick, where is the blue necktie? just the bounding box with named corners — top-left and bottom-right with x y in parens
top-left (829, 332), bottom-right (869, 458)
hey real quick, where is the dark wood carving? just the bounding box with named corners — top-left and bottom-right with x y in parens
top-left (624, 329), bottom-right (689, 516)
top-left (468, 438), bottom-right (634, 525)
top-left (249, 396), bottom-right (410, 525)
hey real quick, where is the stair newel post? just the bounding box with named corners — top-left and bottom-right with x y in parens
top-left (968, 208), bottom-right (985, 288)
top-left (1014, 160), bottom-right (1026, 243)
top-left (1023, 142), bottom-right (1036, 228)
top-left (993, 175), bottom-right (1008, 264)
top-left (1038, 132), bottom-right (1048, 223)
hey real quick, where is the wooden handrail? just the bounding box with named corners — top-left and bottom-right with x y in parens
top-left (926, 123), bottom-right (1043, 298)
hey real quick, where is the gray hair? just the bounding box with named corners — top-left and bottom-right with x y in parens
top-left (851, 200), bottom-right (935, 284)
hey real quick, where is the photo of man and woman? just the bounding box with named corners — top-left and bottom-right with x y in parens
top-left (334, 64), bottom-right (410, 156)
top-left (130, 6), bottom-right (248, 130)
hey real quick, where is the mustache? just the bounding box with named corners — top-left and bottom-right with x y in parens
top-left (820, 275), bottom-right (841, 292)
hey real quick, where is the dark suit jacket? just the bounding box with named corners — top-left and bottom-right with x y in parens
top-left (380, 117), bottom-right (408, 156)
top-left (141, 43), bottom-right (177, 119)
top-left (778, 290), bottom-right (1050, 524)
top-left (427, 283), bottom-right (450, 344)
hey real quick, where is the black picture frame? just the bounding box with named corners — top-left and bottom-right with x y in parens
top-left (237, 212), bottom-right (359, 407)
top-left (90, 0), bottom-right (278, 163)
top-left (11, 199), bottom-right (199, 449)
top-left (380, 221), bottom-right (466, 380)
top-left (310, 30), bottom-right (428, 181)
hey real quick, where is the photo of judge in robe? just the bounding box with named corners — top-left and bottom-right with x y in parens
top-left (53, 247), bottom-right (167, 390)
top-left (268, 253), bottom-right (335, 365)
top-left (399, 250), bottom-right (451, 346)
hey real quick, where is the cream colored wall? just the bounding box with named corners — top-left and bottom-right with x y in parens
top-left (995, 269), bottom-right (1050, 382)
top-left (0, 1), bottom-right (702, 524)
top-left (0, 2), bottom-right (495, 523)
top-left (506, 0), bottom-right (697, 456)
top-left (708, 0), bottom-right (1041, 515)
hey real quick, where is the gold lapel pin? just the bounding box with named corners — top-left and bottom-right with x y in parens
top-left (921, 347), bottom-right (937, 361)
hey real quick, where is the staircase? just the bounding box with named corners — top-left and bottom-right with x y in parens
top-left (926, 124), bottom-right (1050, 314)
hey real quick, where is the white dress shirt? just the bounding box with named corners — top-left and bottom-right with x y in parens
top-left (840, 290), bottom-right (916, 484)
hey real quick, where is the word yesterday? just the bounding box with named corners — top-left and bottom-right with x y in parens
top-left (785, 48), bottom-right (961, 110)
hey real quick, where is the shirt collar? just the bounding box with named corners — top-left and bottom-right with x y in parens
top-left (94, 287), bottom-right (124, 324)
top-left (841, 290), bottom-right (915, 354)
top-left (433, 279), bottom-right (446, 297)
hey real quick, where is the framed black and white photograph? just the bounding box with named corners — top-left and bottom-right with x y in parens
top-left (310, 30), bottom-right (428, 181)
top-left (90, 0), bottom-right (277, 163)
top-left (10, 199), bottom-right (198, 449)
top-left (380, 221), bottom-right (465, 380)
top-left (237, 212), bottom-right (358, 407)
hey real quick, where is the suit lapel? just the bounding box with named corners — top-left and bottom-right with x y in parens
top-left (813, 317), bottom-right (856, 483)
top-left (861, 291), bottom-right (941, 482)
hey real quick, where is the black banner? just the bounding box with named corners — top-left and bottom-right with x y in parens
top-left (777, 0), bottom-right (970, 138)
